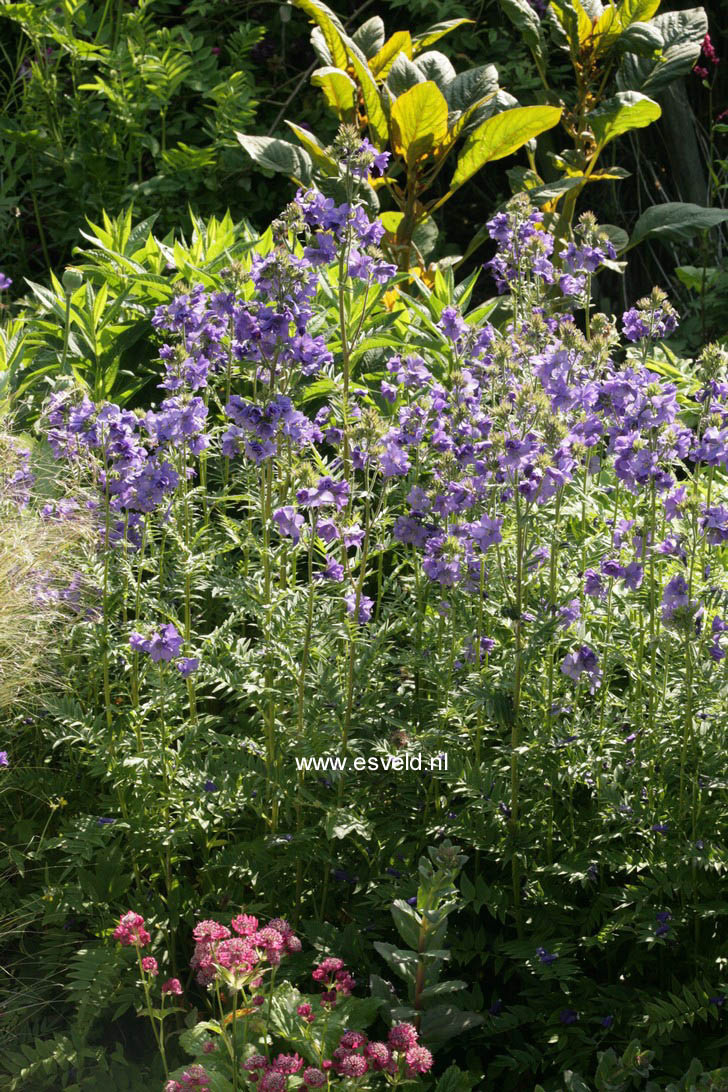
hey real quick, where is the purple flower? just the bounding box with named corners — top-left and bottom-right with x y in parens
top-left (469, 514), bottom-right (503, 552)
top-left (559, 1009), bottom-right (578, 1025)
top-left (661, 574), bottom-right (691, 626)
top-left (148, 624), bottom-right (183, 663)
top-left (536, 947), bottom-right (557, 965)
top-left (130, 632), bottom-right (151, 654)
top-left (176, 657), bottom-right (199, 677)
top-left (273, 506), bottom-right (305, 544)
top-left (600, 1014), bottom-right (614, 1028)
top-left (296, 476), bottom-right (349, 511)
top-left (0, 751), bottom-right (8, 767)
top-left (438, 306), bottom-right (468, 342)
top-left (315, 556), bottom-right (344, 582)
top-left (561, 645), bottom-right (602, 692)
top-left (0, 273), bottom-right (12, 290)
top-left (344, 589), bottom-right (373, 623)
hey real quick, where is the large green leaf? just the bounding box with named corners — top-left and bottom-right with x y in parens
top-left (235, 134), bottom-right (312, 183)
top-left (435, 1066), bottom-right (478, 1092)
top-left (289, 0), bottom-right (349, 71)
top-left (628, 203), bottom-right (728, 249)
top-left (344, 41), bottom-right (389, 147)
top-left (618, 0), bottom-right (661, 27)
top-left (445, 64), bottom-right (499, 113)
top-left (500, 0), bottom-right (546, 58)
top-left (414, 51), bottom-right (456, 91)
top-left (449, 104), bottom-right (562, 191)
top-left (550, 0), bottom-right (593, 52)
top-left (618, 8), bottom-right (708, 95)
top-left (310, 66), bottom-right (356, 117)
top-left (369, 31), bottom-right (412, 79)
top-left (587, 91), bottom-right (660, 149)
top-left (387, 54), bottom-right (425, 98)
top-left (411, 19), bottom-right (473, 55)
top-left (351, 15), bottom-right (385, 58)
top-left (284, 121), bottom-right (339, 175)
top-left (390, 81), bottom-right (449, 166)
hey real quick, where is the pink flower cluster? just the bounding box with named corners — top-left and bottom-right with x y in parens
top-left (165, 1064), bottom-right (211, 1090)
top-left (242, 1052), bottom-right (304, 1091)
top-left (113, 911), bottom-right (151, 947)
top-left (191, 914), bottom-right (301, 986)
top-left (311, 956), bottom-right (355, 1005)
top-left (336, 1024), bottom-right (432, 1079)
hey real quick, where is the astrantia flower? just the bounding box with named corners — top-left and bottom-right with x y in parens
top-left (405, 1044), bottom-right (433, 1075)
top-left (141, 956), bottom-right (158, 975)
top-left (113, 911), bottom-right (151, 947)
top-left (387, 1023), bottom-right (418, 1050)
top-left (302, 1068), bottom-right (326, 1087)
top-left (162, 978), bottom-right (183, 995)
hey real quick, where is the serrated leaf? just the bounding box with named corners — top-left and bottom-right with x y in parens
top-left (449, 104), bottom-right (562, 190)
top-left (588, 90), bottom-right (660, 149)
top-left (390, 82), bottom-right (449, 166)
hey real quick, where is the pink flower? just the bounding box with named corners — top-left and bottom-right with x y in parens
top-left (164, 1082), bottom-right (183, 1092)
top-left (113, 911), bottom-right (151, 948)
top-left (364, 1041), bottom-right (392, 1070)
top-left (312, 956), bottom-right (344, 981)
top-left (388, 1023), bottom-right (419, 1051)
top-left (272, 1053), bottom-right (304, 1075)
top-left (340, 1030), bottom-right (367, 1050)
top-left (162, 978), bottom-right (183, 995)
top-left (302, 1067), bottom-right (326, 1087)
top-left (297, 1002), bottom-right (314, 1023)
top-left (180, 1065), bottom-right (211, 1089)
top-left (141, 956), bottom-right (158, 975)
top-left (192, 920), bottom-right (231, 943)
top-left (259, 1073), bottom-right (286, 1092)
top-left (339, 1054), bottom-right (368, 1078)
top-left (202, 1041), bottom-right (217, 1054)
top-left (267, 917), bottom-right (292, 937)
top-left (405, 1044), bottom-right (434, 1075)
top-left (242, 1055), bottom-right (268, 1072)
top-left (231, 913), bottom-right (258, 936)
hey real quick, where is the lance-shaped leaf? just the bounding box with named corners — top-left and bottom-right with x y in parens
top-left (344, 40), bottom-right (389, 146)
top-left (369, 31), bottom-right (412, 79)
top-left (235, 133), bottom-right (313, 183)
top-left (448, 104), bottom-right (562, 192)
top-left (289, 0), bottom-right (349, 71)
top-left (311, 66), bottom-right (356, 117)
top-left (284, 121), bottom-right (339, 175)
top-left (587, 90), bottom-right (660, 149)
top-left (411, 18), bottom-right (474, 55)
top-left (618, 8), bottom-right (708, 95)
top-left (390, 81), bottom-right (449, 166)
